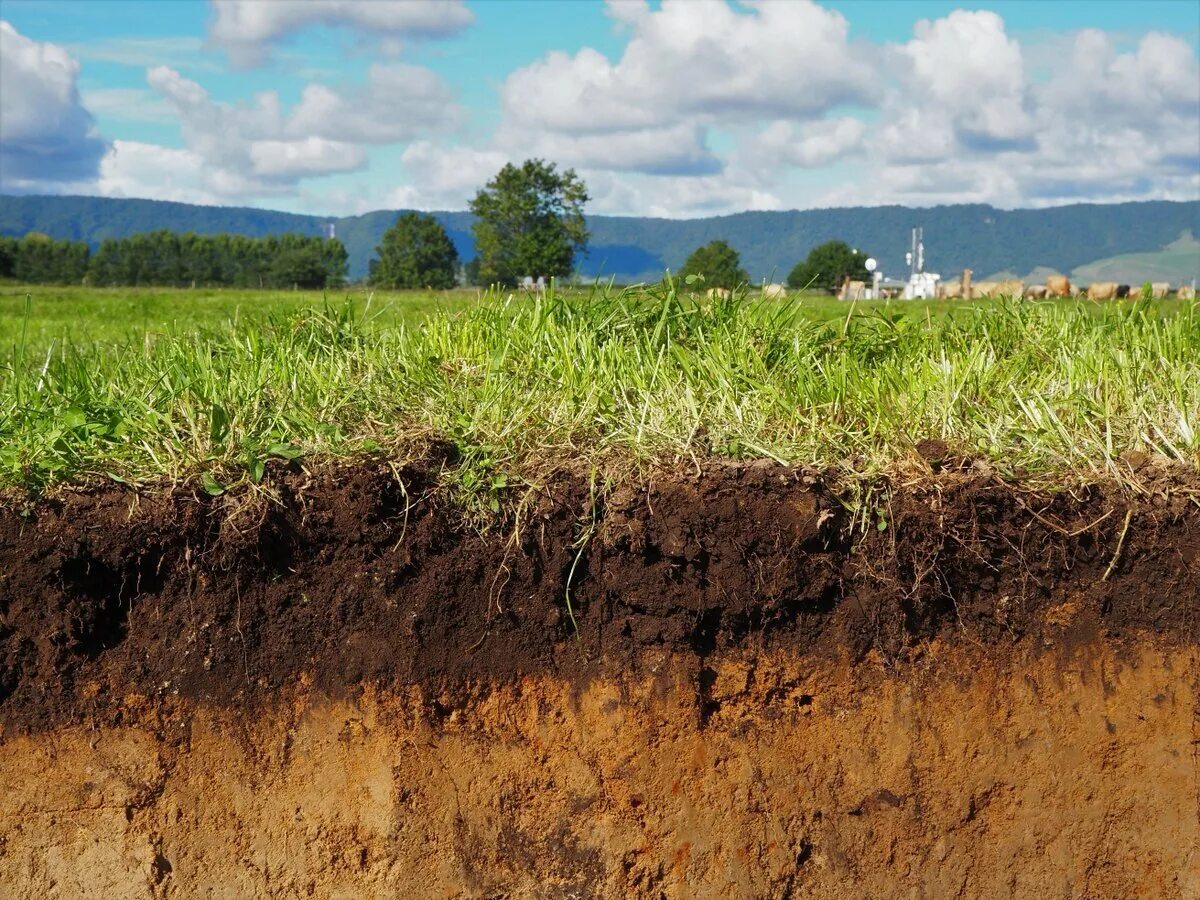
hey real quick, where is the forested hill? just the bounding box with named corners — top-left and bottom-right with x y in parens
top-left (2, 194), bottom-right (1197, 283)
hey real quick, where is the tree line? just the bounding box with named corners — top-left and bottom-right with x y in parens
top-left (0, 231), bottom-right (348, 289)
top-left (0, 157), bottom-right (869, 293)
top-left (674, 238), bottom-right (870, 292)
top-left (369, 159), bottom-right (589, 290)
top-left (368, 159), bottom-right (870, 293)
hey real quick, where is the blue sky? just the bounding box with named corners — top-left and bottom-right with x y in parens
top-left (1, 0), bottom-right (1197, 217)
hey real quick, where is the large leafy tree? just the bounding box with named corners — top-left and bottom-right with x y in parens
top-left (469, 159), bottom-right (589, 287)
top-left (681, 240), bottom-right (748, 290)
top-left (370, 211), bottom-right (459, 289)
top-left (787, 240), bottom-right (870, 292)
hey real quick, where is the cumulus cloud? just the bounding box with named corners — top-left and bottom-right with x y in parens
top-left (744, 118), bottom-right (867, 170)
top-left (146, 65), bottom-right (348, 189)
top-left (888, 11), bottom-right (1033, 152)
top-left (585, 168), bottom-right (783, 219)
top-left (496, 0), bottom-right (874, 178)
top-left (248, 137), bottom-right (365, 179)
top-left (387, 6), bottom-right (1198, 219)
top-left (0, 21), bottom-right (108, 189)
top-left (209, 0), bottom-right (474, 67)
top-left (142, 61), bottom-right (466, 197)
top-left (846, 22), bottom-right (1200, 210)
top-left (286, 64), bottom-right (462, 143)
top-left (9, 2), bottom-right (1196, 219)
top-left (503, 1), bottom-right (874, 132)
top-left (93, 140), bottom-right (224, 205)
top-left (386, 141), bottom-right (510, 210)
top-left (496, 123), bottom-right (722, 177)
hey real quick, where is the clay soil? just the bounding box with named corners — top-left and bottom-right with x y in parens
top-left (1, 458), bottom-right (1198, 897)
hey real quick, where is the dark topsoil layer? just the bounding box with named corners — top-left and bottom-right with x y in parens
top-left (1, 456), bottom-right (1197, 733)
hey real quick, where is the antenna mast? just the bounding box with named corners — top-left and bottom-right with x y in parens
top-left (909, 226), bottom-right (924, 277)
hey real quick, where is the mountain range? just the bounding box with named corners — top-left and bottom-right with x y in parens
top-left (2, 194), bottom-right (1197, 286)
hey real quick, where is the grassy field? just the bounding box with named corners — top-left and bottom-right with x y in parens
top-left (4, 281), bottom-right (1107, 351)
top-left (1, 279), bottom-right (1197, 496)
top-left (0, 283), bottom-right (479, 349)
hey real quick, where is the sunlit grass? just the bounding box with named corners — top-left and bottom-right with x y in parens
top-left (0, 278), bottom-right (1196, 494)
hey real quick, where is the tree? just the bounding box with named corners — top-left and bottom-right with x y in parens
top-left (0, 236), bottom-right (17, 278)
top-left (787, 240), bottom-right (870, 293)
top-left (11, 233), bottom-right (89, 284)
top-left (681, 240), bottom-right (747, 290)
top-left (470, 159), bottom-right (589, 287)
top-left (370, 212), bottom-right (458, 289)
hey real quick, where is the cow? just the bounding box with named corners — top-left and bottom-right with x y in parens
top-left (761, 283), bottom-right (787, 299)
top-left (1087, 282), bottom-right (1118, 300)
top-left (1046, 275), bottom-right (1071, 298)
top-left (1025, 284), bottom-right (1048, 299)
top-left (1115, 284), bottom-right (1131, 298)
top-left (838, 279), bottom-right (866, 301)
top-left (1178, 284), bottom-right (1196, 300)
top-left (1151, 282), bottom-right (1170, 299)
top-left (939, 280), bottom-right (963, 299)
top-left (996, 279), bottom-right (1025, 298)
top-left (971, 281), bottom-right (999, 298)
top-left (706, 287), bottom-right (732, 301)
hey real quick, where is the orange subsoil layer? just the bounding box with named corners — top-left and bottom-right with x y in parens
top-left (1, 639), bottom-right (1197, 898)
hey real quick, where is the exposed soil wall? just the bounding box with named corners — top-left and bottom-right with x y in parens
top-left (1, 460), bottom-right (1198, 896)
top-left (2, 641), bottom-right (1197, 898)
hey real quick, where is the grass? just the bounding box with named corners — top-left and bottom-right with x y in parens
top-left (0, 283), bottom-right (478, 349)
top-left (0, 278), bottom-right (1197, 499)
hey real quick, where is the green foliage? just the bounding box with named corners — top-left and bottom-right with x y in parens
top-left (1141, 281), bottom-right (1154, 301)
top-left (787, 240), bottom-right (870, 292)
top-left (469, 159), bottom-right (589, 287)
top-left (681, 240), bottom-right (748, 290)
top-left (370, 212), bottom-right (459, 289)
top-left (6, 233), bottom-right (89, 284)
top-left (0, 235), bottom-right (16, 278)
top-left (83, 230), bottom-right (346, 289)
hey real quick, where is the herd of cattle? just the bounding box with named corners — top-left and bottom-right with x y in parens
top-left (825, 271), bottom-right (1193, 301)
top-left (933, 271), bottom-right (1190, 301)
top-left (704, 276), bottom-right (1195, 302)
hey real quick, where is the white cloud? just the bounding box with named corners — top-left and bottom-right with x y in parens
top-left (209, 0), bottom-right (474, 67)
top-left (496, 122), bottom-right (722, 176)
top-left (142, 63), bottom-right (464, 196)
top-left (581, 166), bottom-right (782, 219)
top-left (248, 137), bottom-right (365, 179)
top-left (891, 11), bottom-right (1032, 150)
top-left (1041, 29), bottom-right (1199, 126)
top-left (93, 140), bottom-right (223, 205)
top-left (0, 20), bottom-right (108, 188)
top-left (9, 3), bottom-right (1197, 219)
top-left (387, 141), bottom-right (510, 210)
top-left (286, 64), bottom-right (462, 143)
top-left (496, 0), bottom-right (874, 178)
top-left (503, 1), bottom-right (874, 132)
top-left (846, 23), bottom-right (1200, 210)
top-left (744, 118), bottom-right (867, 170)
